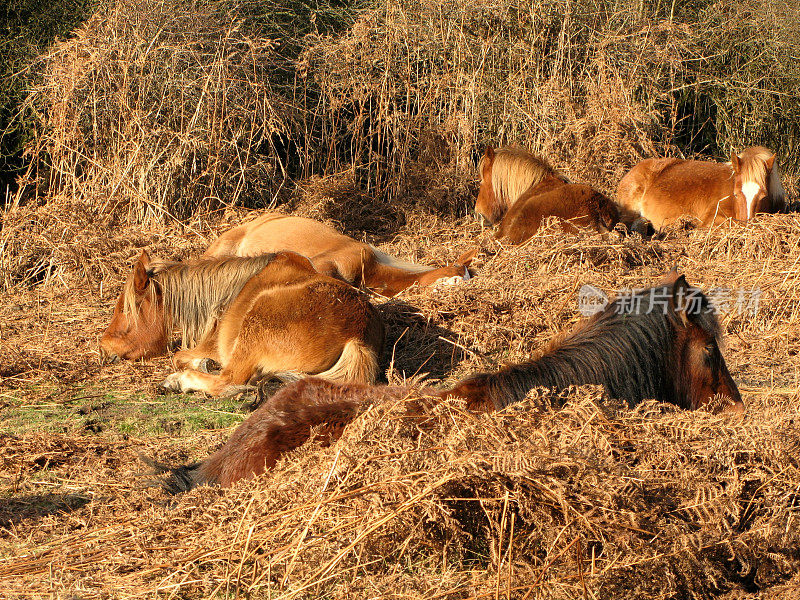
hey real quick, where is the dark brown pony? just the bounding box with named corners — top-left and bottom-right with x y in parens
top-left (476, 145), bottom-right (648, 243)
top-left (617, 146), bottom-right (786, 229)
top-left (150, 272), bottom-right (742, 492)
top-left (100, 250), bottom-right (385, 394)
top-left (202, 213), bottom-right (474, 296)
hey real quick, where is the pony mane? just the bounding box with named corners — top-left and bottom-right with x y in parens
top-left (738, 146), bottom-right (787, 206)
top-left (479, 146), bottom-right (560, 208)
top-left (484, 284), bottom-right (721, 410)
top-left (123, 254), bottom-right (279, 347)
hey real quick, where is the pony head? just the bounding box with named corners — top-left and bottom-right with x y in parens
top-left (476, 146), bottom-right (503, 225)
top-left (658, 270), bottom-right (743, 412)
top-left (99, 250), bottom-right (169, 362)
top-left (731, 146), bottom-right (785, 220)
top-left (475, 145), bottom-right (561, 226)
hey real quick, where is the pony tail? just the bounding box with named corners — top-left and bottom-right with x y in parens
top-left (315, 339), bottom-right (380, 384)
top-left (139, 456), bottom-right (209, 494)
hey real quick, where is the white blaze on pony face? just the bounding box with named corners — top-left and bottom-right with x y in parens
top-left (740, 180), bottom-right (762, 219)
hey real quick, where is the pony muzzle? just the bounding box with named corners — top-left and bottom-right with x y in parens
top-left (475, 211), bottom-right (494, 227)
top-left (98, 345), bottom-right (121, 365)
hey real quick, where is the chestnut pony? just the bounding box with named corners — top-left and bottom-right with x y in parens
top-left (617, 146), bottom-right (786, 229)
top-left (476, 146), bottom-right (647, 244)
top-left (150, 273), bottom-right (742, 491)
top-left (202, 213), bottom-right (474, 296)
top-left (100, 250), bottom-right (384, 395)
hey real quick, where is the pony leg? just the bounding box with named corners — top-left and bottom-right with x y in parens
top-left (173, 320), bottom-right (222, 370)
top-left (173, 352), bottom-right (220, 373)
top-left (161, 369), bottom-right (255, 397)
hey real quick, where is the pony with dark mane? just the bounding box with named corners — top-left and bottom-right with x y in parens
top-left (476, 145), bottom-right (648, 243)
top-left (202, 213), bottom-right (474, 297)
top-left (149, 272), bottom-right (743, 491)
top-left (100, 250), bottom-right (385, 395)
top-left (617, 146), bottom-right (786, 229)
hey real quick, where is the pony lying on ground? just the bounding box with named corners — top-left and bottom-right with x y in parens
top-left (100, 250), bottom-right (385, 394)
top-left (617, 146), bottom-right (786, 229)
top-left (202, 213), bottom-right (474, 296)
top-left (149, 272), bottom-right (742, 491)
top-left (476, 145), bottom-right (649, 244)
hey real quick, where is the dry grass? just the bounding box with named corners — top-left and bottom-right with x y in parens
top-left (13, 0), bottom-right (800, 220)
top-left (16, 0), bottom-right (297, 222)
top-left (2, 197), bottom-right (800, 597)
top-left (0, 388), bottom-right (798, 598)
top-left (2, 0), bottom-right (800, 596)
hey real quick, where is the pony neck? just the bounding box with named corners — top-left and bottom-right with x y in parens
top-left (156, 255), bottom-right (277, 346)
top-left (483, 309), bottom-right (678, 409)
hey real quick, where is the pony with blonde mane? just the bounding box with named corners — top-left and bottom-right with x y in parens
top-left (100, 250), bottom-right (384, 395)
top-left (617, 146), bottom-right (786, 229)
top-left (476, 146), bottom-right (648, 243)
top-left (149, 272), bottom-right (743, 491)
top-left (203, 213), bottom-right (474, 296)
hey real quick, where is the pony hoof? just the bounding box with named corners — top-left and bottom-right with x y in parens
top-left (221, 384), bottom-right (257, 399)
top-left (160, 373), bottom-right (184, 393)
top-left (434, 275), bottom-right (465, 288)
top-left (240, 392), bottom-right (263, 412)
top-left (197, 358), bottom-right (220, 374)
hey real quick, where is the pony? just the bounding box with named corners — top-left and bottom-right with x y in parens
top-left (149, 271), bottom-right (743, 491)
top-left (475, 145), bottom-right (649, 244)
top-left (617, 146), bottom-right (787, 229)
top-left (202, 213), bottom-right (474, 297)
top-left (99, 250), bottom-right (385, 395)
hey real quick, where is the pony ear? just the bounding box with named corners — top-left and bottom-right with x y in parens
top-left (669, 275), bottom-right (693, 326)
top-left (730, 151), bottom-right (741, 172)
top-left (133, 255), bottom-right (151, 294)
top-left (765, 154), bottom-right (775, 172)
top-left (138, 249), bottom-right (151, 269)
top-left (484, 145), bottom-right (495, 161)
top-left (658, 267), bottom-right (680, 287)
top-left (456, 248), bottom-right (478, 267)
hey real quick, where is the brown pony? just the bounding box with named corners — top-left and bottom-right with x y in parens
top-left (202, 213), bottom-right (474, 297)
top-left (617, 146), bottom-right (787, 229)
top-left (150, 272), bottom-right (742, 492)
top-left (100, 250), bottom-right (385, 395)
top-left (476, 145), bottom-right (648, 244)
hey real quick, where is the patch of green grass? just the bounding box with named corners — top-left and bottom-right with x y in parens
top-left (0, 384), bottom-right (247, 437)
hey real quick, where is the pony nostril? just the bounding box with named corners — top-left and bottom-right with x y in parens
top-left (99, 347), bottom-right (121, 365)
